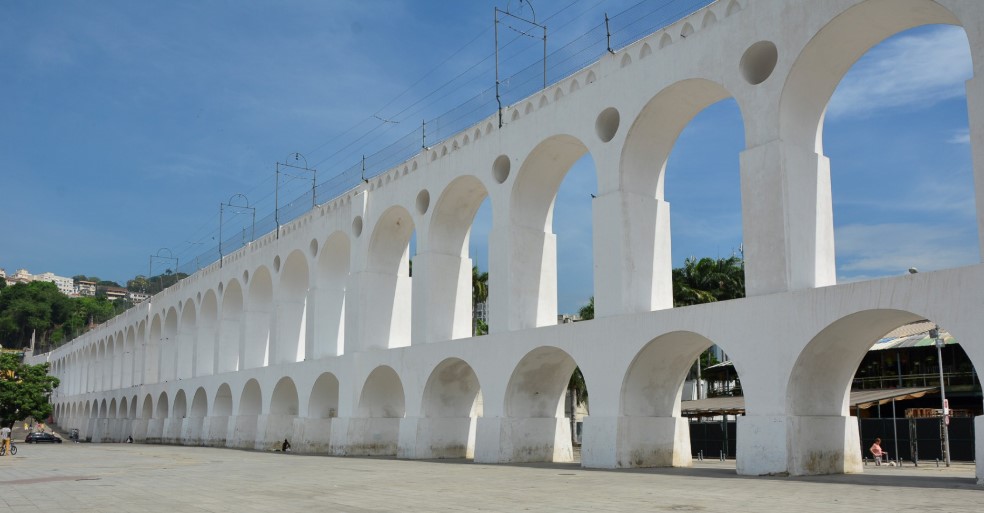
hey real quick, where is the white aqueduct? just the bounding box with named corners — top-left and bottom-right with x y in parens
top-left (30, 0), bottom-right (984, 480)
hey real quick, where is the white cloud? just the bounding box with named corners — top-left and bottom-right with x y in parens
top-left (835, 222), bottom-right (979, 279)
top-left (948, 128), bottom-right (970, 144)
top-left (827, 26), bottom-right (972, 119)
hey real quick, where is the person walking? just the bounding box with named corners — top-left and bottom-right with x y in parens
top-left (870, 437), bottom-right (888, 465)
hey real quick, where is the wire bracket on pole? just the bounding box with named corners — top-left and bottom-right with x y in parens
top-left (219, 193), bottom-right (255, 268)
top-left (275, 152), bottom-right (317, 240)
top-left (494, 1), bottom-right (547, 128)
top-left (605, 13), bottom-right (615, 54)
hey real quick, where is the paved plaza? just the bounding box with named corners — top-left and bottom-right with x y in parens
top-left (0, 443), bottom-right (980, 512)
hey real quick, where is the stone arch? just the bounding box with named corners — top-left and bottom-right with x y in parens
top-left (419, 358), bottom-right (483, 459)
top-left (786, 309), bottom-right (929, 475)
top-left (197, 289), bottom-right (218, 377)
top-left (270, 377), bottom-right (299, 415)
top-left (239, 379), bottom-right (262, 415)
top-left (174, 389), bottom-right (188, 418)
top-left (726, 0), bottom-right (741, 16)
top-left (191, 387), bottom-right (208, 418)
top-left (177, 299), bottom-right (196, 379)
top-left (123, 325), bottom-right (135, 387)
top-left (276, 250), bottom-right (310, 364)
top-left (619, 331), bottom-right (733, 467)
top-left (142, 394), bottom-right (154, 419)
top-left (245, 266), bottom-right (273, 369)
top-left (161, 307), bottom-right (178, 381)
top-left (99, 399), bottom-right (107, 418)
top-left (358, 366), bottom-right (405, 418)
top-left (365, 206), bottom-right (416, 350)
top-left (146, 315), bottom-right (161, 384)
top-left (780, 0), bottom-right (962, 154)
top-left (659, 32), bottom-right (672, 49)
top-left (214, 383), bottom-right (233, 416)
top-left (156, 391), bottom-right (170, 419)
top-left (108, 398), bottom-right (117, 419)
top-left (424, 175), bottom-right (491, 341)
top-left (701, 10), bottom-right (717, 28)
top-left (351, 366), bottom-right (405, 456)
top-left (218, 279), bottom-right (244, 373)
top-left (502, 346), bottom-right (579, 462)
top-left (509, 134), bottom-right (595, 330)
top-left (315, 231), bottom-right (350, 358)
top-left (308, 372), bottom-right (339, 418)
top-left (119, 397), bottom-right (128, 419)
top-left (621, 78), bottom-right (739, 198)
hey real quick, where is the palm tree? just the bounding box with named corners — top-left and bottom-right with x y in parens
top-left (578, 296), bottom-right (594, 320)
top-left (672, 255), bottom-right (744, 306)
top-left (472, 266), bottom-right (489, 335)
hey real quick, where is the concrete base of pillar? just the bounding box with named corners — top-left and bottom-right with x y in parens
top-left (474, 417), bottom-right (572, 463)
top-left (131, 419), bottom-right (149, 442)
top-left (787, 415), bottom-right (862, 476)
top-left (163, 417), bottom-right (183, 444)
top-left (344, 417), bottom-right (400, 456)
top-left (181, 417), bottom-right (205, 445)
top-left (259, 414), bottom-right (297, 451)
top-left (737, 415), bottom-right (788, 476)
top-left (400, 417), bottom-right (475, 459)
top-left (227, 415), bottom-right (259, 449)
top-left (202, 416), bottom-right (229, 447)
top-left (581, 416), bottom-right (617, 468)
top-left (295, 418), bottom-right (333, 453)
top-left (616, 416), bottom-right (692, 468)
top-left (146, 418), bottom-right (164, 443)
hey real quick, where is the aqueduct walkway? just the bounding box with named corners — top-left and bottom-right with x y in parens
top-left (29, 0), bottom-right (984, 481)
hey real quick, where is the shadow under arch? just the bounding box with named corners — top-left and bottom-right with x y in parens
top-left (422, 175), bottom-right (491, 342)
top-left (276, 250), bottom-right (309, 365)
top-left (508, 135), bottom-right (596, 330)
top-left (365, 206), bottom-right (416, 350)
top-left (315, 231), bottom-right (349, 358)
top-left (417, 357), bottom-right (484, 459)
top-left (349, 365), bottom-right (406, 456)
top-left (501, 346), bottom-right (580, 463)
top-left (244, 267), bottom-right (273, 369)
top-left (229, 378), bottom-right (262, 449)
top-left (218, 279), bottom-right (243, 373)
top-left (204, 383), bottom-right (233, 448)
top-left (783, 308), bottom-right (979, 476)
top-left (300, 372), bottom-right (339, 453)
top-left (621, 78), bottom-right (741, 198)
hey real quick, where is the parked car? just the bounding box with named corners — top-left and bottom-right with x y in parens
top-left (24, 432), bottom-right (62, 443)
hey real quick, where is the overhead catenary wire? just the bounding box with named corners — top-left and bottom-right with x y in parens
top-left (163, 0), bottom-right (715, 281)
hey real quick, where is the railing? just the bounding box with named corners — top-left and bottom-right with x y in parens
top-left (851, 371), bottom-right (980, 390)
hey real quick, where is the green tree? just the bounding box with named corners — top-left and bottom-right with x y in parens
top-left (671, 255), bottom-right (745, 396)
top-left (578, 296), bottom-right (594, 320)
top-left (0, 353), bottom-right (59, 428)
top-left (472, 266), bottom-right (489, 336)
top-left (672, 255), bottom-right (744, 306)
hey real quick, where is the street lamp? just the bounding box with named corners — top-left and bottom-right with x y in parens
top-left (929, 325), bottom-right (951, 466)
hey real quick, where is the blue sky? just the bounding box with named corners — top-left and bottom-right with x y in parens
top-left (0, 2), bottom-right (977, 315)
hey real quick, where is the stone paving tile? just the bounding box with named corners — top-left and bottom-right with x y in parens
top-left (0, 443), bottom-right (980, 512)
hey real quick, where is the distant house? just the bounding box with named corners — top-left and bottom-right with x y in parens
top-left (127, 291), bottom-right (151, 304)
top-left (76, 281), bottom-right (96, 297)
top-left (103, 287), bottom-right (128, 301)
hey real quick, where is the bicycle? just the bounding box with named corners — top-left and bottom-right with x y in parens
top-left (0, 442), bottom-right (17, 456)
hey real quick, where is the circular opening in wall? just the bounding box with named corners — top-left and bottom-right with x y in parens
top-left (416, 189), bottom-right (430, 215)
top-left (492, 155), bottom-right (511, 184)
top-left (310, 238), bottom-right (319, 258)
top-left (740, 40), bottom-right (778, 85)
top-left (218, 282), bottom-right (224, 295)
top-left (243, 270), bottom-right (249, 284)
top-left (273, 255), bottom-right (281, 272)
top-left (352, 215), bottom-right (364, 238)
top-left (595, 107), bottom-right (620, 142)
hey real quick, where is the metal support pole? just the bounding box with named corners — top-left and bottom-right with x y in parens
top-left (605, 13), bottom-right (614, 54)
top-left (931, 326), bottom-right (951, 466)
top-left (274, 162), bottom-right (280, 239)
top-left (494, 7), bottom-right (502, 128)
top-left (891, 398), bottom-right (900, 466)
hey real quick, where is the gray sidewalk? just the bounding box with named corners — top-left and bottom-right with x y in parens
top-left (0, 443), bottom-right (980, 512)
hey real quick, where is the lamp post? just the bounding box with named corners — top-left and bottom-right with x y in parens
top-left (929, 325), bottom-right (951, 466)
